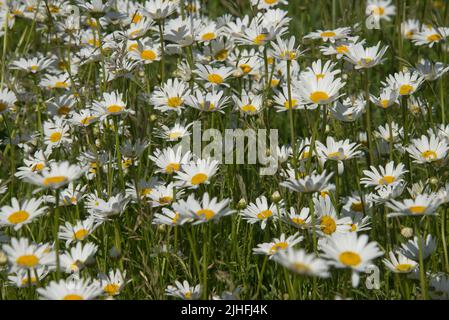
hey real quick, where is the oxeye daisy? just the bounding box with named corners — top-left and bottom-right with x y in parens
top-left (273, 85), bottom-right (303, 112)
top-left (320, 36), bottom-right (365, 59)
top-left (92, 91), bottom-right (130, 118)
top-left (186, 89), bottom-right (230, 112)
top-left (361, 161), bottom-right (407, 188)
top-left (97, 269), bottom-right (128, 297)
top-left (175, 158), bottom-right (219, 189)
top-left (386, 194), bottom-right (443, 218)
top-left (46, 94), bottom-right (76, 118)
top-left (124, 18), bottom-right (153, 40)
top-left (39, 74), bottom-right (71, 91)
top-left (320, 232), bottom-right (383, 287)
top-left (175, 193), bottom-right (234, 224)
top-left (253, 233), bottom-right (303, 257)
top-left (366, 0), bottom-right (396, 22)
top-left (87, 193), bottom-right (129, 221)
top-left (43, 118), bottom-right (72, 152)
top-left (302, 59), bottom-right (341, 80)
top-left (282, 207), bottom-right (312, 229)
top-left (414, 59), bottom-right (449, 81)
top-left (142, 0), bottom-right (178, 20)
top-left (2, 238), bottom-right (55, 272)
top-left (58, 218), bottom-right (101, 246)
top-left (240, 195), bottom-right (282, 230)
top-left (374, 121), bottom-right (403, 144)
top-left (383, 251), bottom-right (418, 273)
top-left (344, 41), bottom-right (388, 69)
top-left (166, 280), bottom-right (201, 300)
top-left (401, 19), bottom-right (421, 39)
top-left (151, 78), bottom-right (191, 113)
top-left (412, 26), bottom-right (449, 48)
top-left (280, 168), bottom-right (334, 193)
top-left (37, 277), bottom-right (102, 300)
top-left (429, 274), bottom-right (449, 300)
top-left (316, 136), bottom-right (362, 173)
top-left (148, 182), bottom-right (184, 207)
top-left (128, 39), bottom-right (161, 63)
top-left (400, 234), bottom-right (436, 261)
top-left (0, 197), bottom-right (47, 230)
top-left (405, 134), bottom-right (449, 164)
top-left (383, 71), bottom-right (425, 96)
top-left (271, 35), bottom-right (302, 61)
top-left (273, 249), bottom-right (330, 278)
top-left (15, 150), bottom-right (51, 179)
top-left (233, 90), bottom-right (263, 115)
top-left (10, 56), bottom-right (54, 74)
top-left (341, 193), bottom-right (373, 216)
top-left (314, 196), bottom-right (352, 236)
top-left (298, 73), bottom-right (345, 107)
top-left (8, 267), bottom-right (49, 288)
top-left (251, 0), bottom-right (287, 10)
top-left (194, 64), bottom-right (234, 88)
top-left (370, 86), bottom-right (399, 109)
top-left (23, 161), bottom-right (86, 190)
top-left (329, 96), bottom-right (365, 122)
top-left (153, 207), bottom-right (192, 226)
top-left (70, 109), bottom-right (99, 127)
top-left (156, 121), bottom-right (192, 141)
top-left (0, 88), bottom-right (17, 114)
top-left (150, 146), bottom-right (191, 175)
top-left (304, 27), bottom-right (352, 43)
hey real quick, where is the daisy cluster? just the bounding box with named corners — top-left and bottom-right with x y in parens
top-left (0, 0), bottom-right (449, 300)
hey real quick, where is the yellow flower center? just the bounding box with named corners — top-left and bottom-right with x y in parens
top-left (336, 45), bottom-right (348, 54)
top-left (159, 196), bottom-right (173, 205)
top-left (74, 229), bottom-right (89, 240)
top-left (172, 212), bottom-right (180, 224)
top-left (320, 216), bottom-right (337, 235)
top-left (372, 6), bottom-right (385, 15)
top-left (107, 105), bottom-right (124, 113)
top-left (128, 43), bottom-right (138, 51)
top-left (57, 105), bottom-right (71, 115)
top-left (399, 84), bottom-right (414, 95)
top-left (427, 34), bottom-right (442, 42)
top-left (8, 210), bottom-right (29, 224)
top-left (292, 263), bottom-right (311, 273)
top-left (328, 151), bottom-right (345, 160)
top-left (63, 294), bottom-right (84, 300)
top-left (30, 65), bottom-right (39, 71)
top-left (395, 263), bottom-right (413, 272)
top-left (167, 96), bottom-right (183, 108)
top-left (81, 116), bottom-right (96, 126)
top-left (191, 173), bottom-right (208, 185)
top-left (310, 91), bottom-right (329, 104)
top-left (49, 132), bottom-right (62, 143)
top-left (214, 49), bottom-right (228, 61)
top-left (257, 210), bottom-right (273, 220)
top-left (351, 202), bottom-right (364, 212)
top-left (315, 73), bottom-right (325, 80)
top-left (380, 99), bottom-right (390, 108)
top-left (104, 283), bottom-right (120, 296)
top-left (141, 50), bottom-right (157, 61)
top-left (196, 209), bottom-right (216, 220)
top-left (339, 251), bottom-right (361, 266)
top-left (241, 104), bottom-right (257, 113)
top-left (254, 34), bottom-right (267, 45)
top-left (201, 32), bottom-right (216, 41)
top-left (16, 255), bottom-right (39, 268)
top-left (421, 150), bottom-right (437, 160)
top-left (270, 242), bottom-right (288, 253)
top-left (409, 206), bottom-right (427, 215)
top-left (292, 217), bottom-right (305, 225)
top-left (379, 175), bottom-right (395, 185)
top-left (271, 79), bottom-right (280, 87)
top-left (264, 0), bottom-right (278, 4)
top-left (240, 64), bottom-right (252, 74)
top-left (165, 163), bottom-right (180, 173)
top-left (168, 132), bottom-right (182, 140)
top-left (54, 81), bottom-right (68, 89)
top-left (132, 13), bottom-right (142, 24)
top-left (184, 291), bottom-right (192, 299)
top-left (283, 99), bottom-right (297, 109)
top-left (207, 73), bottom-right (224, 84)
top-left (320, 31), bottom-right (336, 38)
top-left (43, 176), bottom-right (68, 186)
top-left (32, 163), bottom-right (45, 172)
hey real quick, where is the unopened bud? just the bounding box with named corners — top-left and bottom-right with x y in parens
top-left (150, 114), bottom-right (157, 122)
top-left (237, 198), bottom-right (247, 209)
top-left (271, 191), bottom-right (282, 203)
top-left (401, 227), bottom-right (413, 238)
top-left (430, 177), bottom-right (439, 185)
top-left (0, 250), bottom-right (7, 265)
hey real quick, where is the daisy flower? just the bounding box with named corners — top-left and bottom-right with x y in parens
top-left (344, 41), bottom-right (388, 69)
top-left (282, 207), bottom-right (312, 229)
top-left (414, 59), bottom-right (449, 81)
top-left (148, 182), bottom-right (184, 207)
top-left (406, 134), bottom-right (449, 163)
top-left (2, 238), bottom-right (55, 272)
top-left (58, 218), bottom-right (101, 246)
top-left (128, 39), bottom-right (161, 63)
top-left (0, 88), bottom-right (17, 114)
top-left (149, 146), bottom-right (191, 175)
top-left (253, 233), bottom-right (303, 257)
top-left (383, 71), bottom-right (425, 96)
top-left (151, 78), bottom-right (190, 113)
top-left (366, 0), bottom-right (396, 22)
top-left (142, 0), bottom-right (178, 20)
top-left (298, 73), bottom-right (345, 107)
top-left (97, 269), bottom-right (128, 297)
top-left (186, 88), bottom-right (230, 113)
top-left (0, 197), bottom-right (47, 230)
top-left (271, 35), bottom-right (301, 61)
top-left (92, 91), bottom-right (130, 118)
top-left (412, 26), bottom-right (449, 48)
top-left (304, 27), bottom-right (352, 43)
top-left (233, 90), bottom-right (264, 115)
top-left (153, 207), bottom-right (192, 226)
top-left (316, 136), bottom-right (362, 163)
top-left (240, 195), bottom-right (282, 230)
top-left (175, 157), bottom-right (219, 189)
top-left (273, 249), bottom-right (330, 278)
top-left (370, 86), bottom-right (399, 109)
top-left (37, 277), bottom-right (102, 300)
top-left (166, 280), bottom-right (201, 300)
top-left (401, 19), bottom-right (420, 39)
top-left (174, 193), bottom-right (234, 224)
top-left (387, 194), bottom-right (443, 218)
top-left (60, 242), bottom-right (98, 274)
top-left (281, 168), bottom-right (334, 193)
top-left (314, 196), bottom-right (352, 236)
top-left (361, 161), bottom-right (407, 188)
top-left (194, 64), bottom-right (234, 88)
top-left (320, 232), bottom-right (383, 287)
top-left (400, 234), bottom-right (436, 260)
top-left (156, 121), bottom-right (192, 141)
top-left (8, 267), bottom-right (49, 288)
top-left (383, 251), bottom-right (418, 273)
top-left (23, 161), bottom-right (86, 190)
top-left (10, 56), bottom-right (53, 74)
